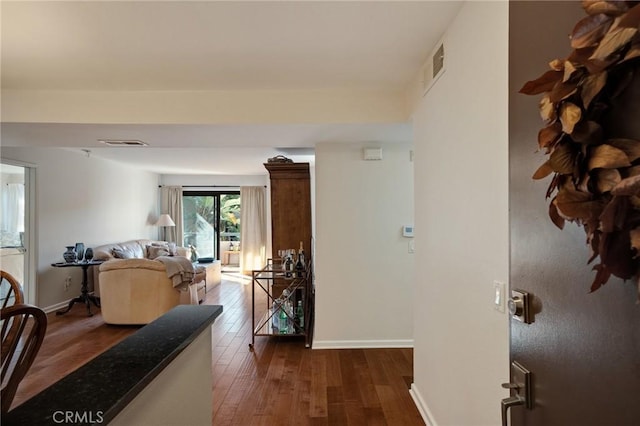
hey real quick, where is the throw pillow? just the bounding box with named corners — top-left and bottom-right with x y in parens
top-left (167, 242), bottom-right (177, 256)
top-left (112, 248), bottom-right (136, 259)
top-left (147, 245), bottom-right (170, 260)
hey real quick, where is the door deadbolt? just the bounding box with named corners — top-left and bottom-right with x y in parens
top-left (509, 289), bottom-right (534, 324)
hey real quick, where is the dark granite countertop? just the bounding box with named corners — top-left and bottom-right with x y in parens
top-left (3, 304), bottom-right (223, 426)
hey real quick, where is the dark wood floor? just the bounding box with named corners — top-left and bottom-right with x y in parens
top-left (13, 274), bottom-right (425, 425)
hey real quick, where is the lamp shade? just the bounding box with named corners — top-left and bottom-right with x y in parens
top-left (155, 214), bottom-right (175, 227)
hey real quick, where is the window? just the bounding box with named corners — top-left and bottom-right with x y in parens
top-left (182, 191), bottom-right (240, 260)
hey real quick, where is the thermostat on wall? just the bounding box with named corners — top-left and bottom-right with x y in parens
top-left (402, 225), bottom-right (414, 237)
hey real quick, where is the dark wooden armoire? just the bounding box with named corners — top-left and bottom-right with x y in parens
top-left (264, 162), bottom-right (312, 262)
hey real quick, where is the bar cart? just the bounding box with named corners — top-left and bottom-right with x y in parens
top-left (249, 259), bottom-right (313, 349)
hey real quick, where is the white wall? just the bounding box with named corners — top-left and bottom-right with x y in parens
top-left (3, 89), bottom-right (408, 125)
top-left (314, 141), bottom-right (414, 348)
top-left (160, 174), bottom-right (268, 188)
top-left (1, 147), bottom-right (159, 309)
top-left (410, 2), bottom-right (509, 425)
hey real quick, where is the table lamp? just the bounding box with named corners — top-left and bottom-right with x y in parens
top-left (155, 214), bottom-right (175, 241)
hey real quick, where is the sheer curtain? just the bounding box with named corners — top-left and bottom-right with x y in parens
top-left (1, 183), bottom-right (24, 235)
top-left (240, 186), bottom-right (267, 275)
top-left (160, 186), bottom-right (183, 244)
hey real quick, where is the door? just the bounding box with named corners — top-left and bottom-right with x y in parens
top-left (0, 162), bottom-right (35, 304)
top-left (182, 191), bottom-right (240, 267)
top-left (508, 2), bottom-right (640, 425)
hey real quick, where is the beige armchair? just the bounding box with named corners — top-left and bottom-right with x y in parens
top-left (98, 258), bottom-right (197, 325)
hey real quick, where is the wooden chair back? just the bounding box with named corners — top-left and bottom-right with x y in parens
top-left (1, 304), bottom-right (47, 413)
top-left (1, 270), bottom-right (24, 310)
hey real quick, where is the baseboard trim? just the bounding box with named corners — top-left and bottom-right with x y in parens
top-left (312, 339), bottom-right (413, 349)
top-left (43, 300), bottom-right (72, 314)
top-left (410, 383), bottom-right (438, 426)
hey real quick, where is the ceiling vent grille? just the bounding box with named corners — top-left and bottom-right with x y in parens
top-left (98, 139), bottom-right (148, 147)
top-left (422, 39), bottom-right (446, 96)
top-left (432, 43), bottom-right (444, 79)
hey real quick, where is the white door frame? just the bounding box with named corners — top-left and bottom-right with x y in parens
top-left (1, 158), bottom-right (37, 305)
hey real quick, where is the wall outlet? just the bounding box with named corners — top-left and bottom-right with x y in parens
top-left (65, 276), bottom-right (72, 291)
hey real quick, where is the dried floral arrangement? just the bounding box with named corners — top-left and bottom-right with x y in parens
top-left (520, 1), bottom-right (640, 298)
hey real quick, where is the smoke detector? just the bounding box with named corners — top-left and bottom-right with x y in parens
top-left (98, 139), bottom-right (148, 147)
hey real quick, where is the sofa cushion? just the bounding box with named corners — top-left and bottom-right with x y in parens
top-left (93, 239), bottom-right (170, 261)
top-left (147, 245), bottom-right (170, 259)
top-left (99, 258), bottom-right (167, 272)
top-left (112, 247), bottom-right (138, 259)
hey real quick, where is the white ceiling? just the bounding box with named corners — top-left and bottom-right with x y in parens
top-left (1, 1), bottom-right (462, 175)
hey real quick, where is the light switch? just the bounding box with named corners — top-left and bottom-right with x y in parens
top-left (494, 281), bottom-right (506, 313)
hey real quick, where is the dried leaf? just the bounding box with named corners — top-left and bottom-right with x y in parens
top-left (600, 196), bottom-right (628, 232)
top-left (549, 199), bottom-right (565, 229)
top-left (572, 120), bottom-right (603, 144)
top-left (607, 139), bottom-right (640, 162)
top-left (559, 102), bottom-right (582, 134)
top-left (612, 174), bottom-right (640, 195)
top-left (582, 1), bottom-right (628, 17)
top-left (628, 165), bottom-right (640, 177)
top-left (563, 61), bottom-right (579, 82)
top-left (569, 46), bottom-right (598, 64)
top-left (549, 59), bottom-right (565, 71)
top-left (590, 263), bottom-right (611, 292)
top-left (577, 172), bottom-right (591, 193)
top-left (520, 70), bottom-right (563, 95)
top-left (538, 122), bottom-right (563, 150)
top-left (623, 42), bottom-right (640, 62)
top-left (585, 56), bottom-right (620, 73)
top-left (617, 3), bottom-right (640, 29)
top-left (599, 230), bottom-right (637, 280)
top-left (555, 184), bottom-right (599, 221)
top-left (581, 71), bottom-right (607, 108)
top-left (550, 143), bottom-right (578, 174)
top-left (588, 144), bottom-right (631, 170)
top-left (596, 169), bottom-right (622, 192)
top-left (540, 95), bottom-right (557, 123)
top-left (550, 81), bottom-right (579, 103)
top-left (533, 161), bottom-right (554, 180)
top-left (630, 227), bottom-right (640, 257)
top-left (546, 174), bottom-right (562, 198)
top-left (590, 26), bottom-right (638, 61)
top-left (571, 13), bottom-right (614, 48)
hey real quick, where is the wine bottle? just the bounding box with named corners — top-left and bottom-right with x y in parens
top-left (295, 242), bottom-right (304, 277)
top-left (279, 290), bottom-right (291, 334)
top-left (296, 246), bottom-right (304, 278)
top-left (284, 253), bottom-right (293, 279)
top-left (296, 300), bottom-right (304, 330)
top-left (298, 241), bottom-right (305, 267)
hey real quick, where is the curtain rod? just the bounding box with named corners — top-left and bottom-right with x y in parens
top-left (158, 185), bottom-right (266, 188)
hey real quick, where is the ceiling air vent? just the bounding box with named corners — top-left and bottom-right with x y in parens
top-left (432, 43), bottom-right (444, 79)
top-left (422, 39), bottom-right (446, 96)
top-left (98, 139), bottom-right (148, 147)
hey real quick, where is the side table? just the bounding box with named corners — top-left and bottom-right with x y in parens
top-left (222, 250), bottom-right (241, 266)
top-left (52, 260), bottom-right (104, 316)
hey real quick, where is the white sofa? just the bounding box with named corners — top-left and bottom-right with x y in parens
top-left (92, 239), bottom-right (205, 325)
